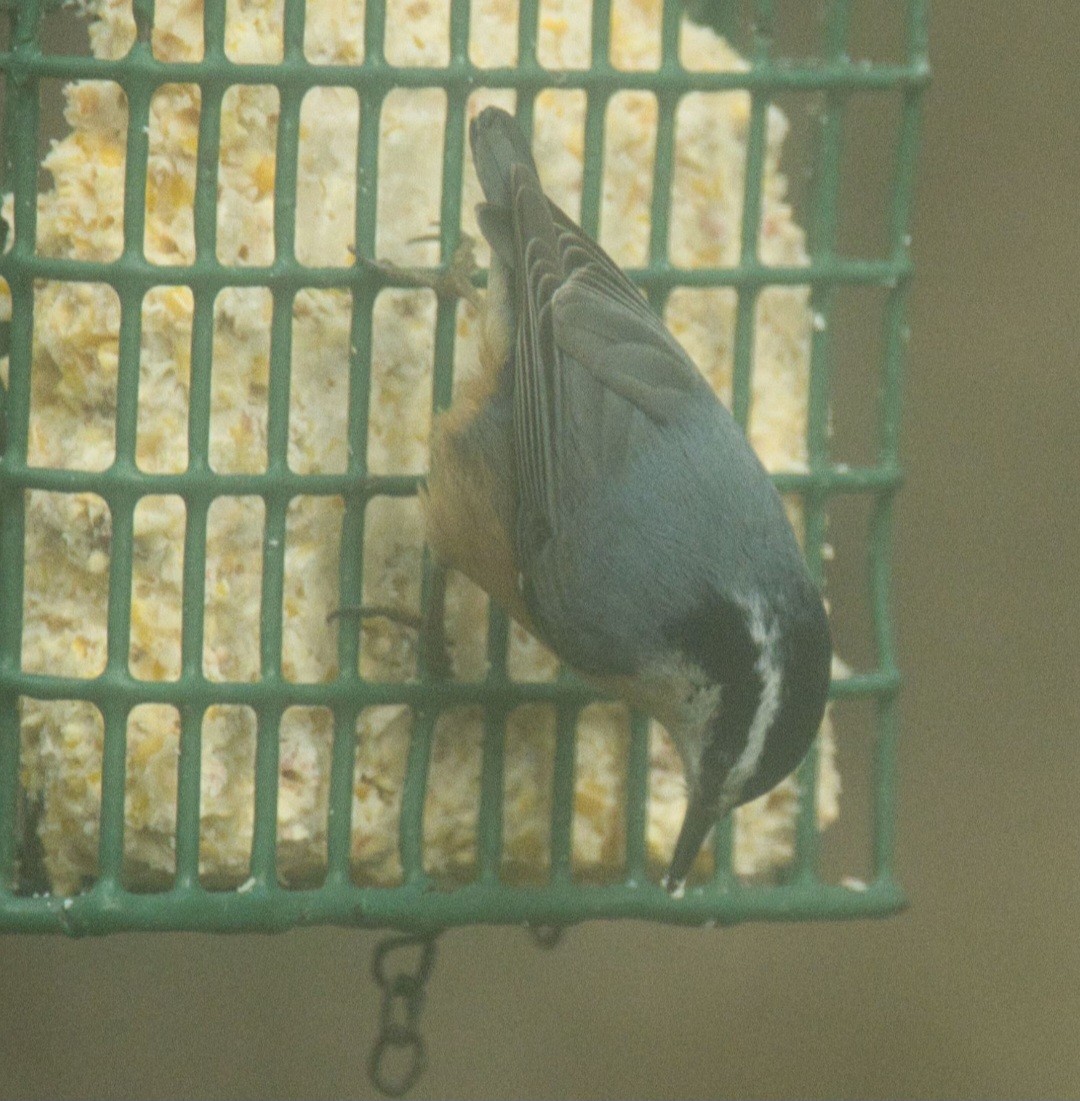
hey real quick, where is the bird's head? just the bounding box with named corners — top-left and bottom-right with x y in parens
top-left (661, 584), bottom-right (832, 896)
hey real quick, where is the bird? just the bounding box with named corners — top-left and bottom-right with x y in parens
top-left (421, 106), bottom-right (832, 895)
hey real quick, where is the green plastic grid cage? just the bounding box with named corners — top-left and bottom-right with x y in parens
top-left (0, 0), bottom-right (927, 935)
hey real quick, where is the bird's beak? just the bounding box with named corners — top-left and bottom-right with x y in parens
top-left (663, 791), bottom-right (718, 897)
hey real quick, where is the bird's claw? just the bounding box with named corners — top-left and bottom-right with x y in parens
top-left (349, 235), bottom-right (480, 307)
top-left (328, 600), bottom-right (453, 681)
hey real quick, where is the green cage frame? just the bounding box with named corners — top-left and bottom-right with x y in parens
top-left (0, 0), bottom-right (927, 935)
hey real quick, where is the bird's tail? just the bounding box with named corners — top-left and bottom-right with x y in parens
top-left (470, 106), bottom-right (540, 210)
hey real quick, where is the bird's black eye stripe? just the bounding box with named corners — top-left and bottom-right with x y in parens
top-left (738, 596), bottom-right (832, 805)
top-left (666, 591), bottom-right (760, 697)
top-left (666, 592), bottom-right (764, 798)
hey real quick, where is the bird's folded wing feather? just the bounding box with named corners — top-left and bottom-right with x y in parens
top-left (510, 169), bottom-right (703, 554)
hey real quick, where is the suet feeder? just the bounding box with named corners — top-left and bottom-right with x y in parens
top-left (0, 0), bottom-right (927, 937)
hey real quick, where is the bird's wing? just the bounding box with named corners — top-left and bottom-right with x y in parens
top-left (510, 169), bottom-right (705, 555)
top-left (547, 200), bottom-right (703, 425)
top-left (551, 276), bottom-right (701, 426)
top-left (547, 203), bottom-right (701, 408)
top-left (510, 166), bottom-right (564, 551)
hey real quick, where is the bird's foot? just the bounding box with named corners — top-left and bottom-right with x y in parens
top-left (329, 569), bottom-right (452, 681)
top-left (351, 234), bottom-right (480, 307)
top-left (329, 603), bottom-right (423, 630)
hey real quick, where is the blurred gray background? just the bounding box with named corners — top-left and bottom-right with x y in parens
top-left (3, 2), bottom-right (1080, 1097)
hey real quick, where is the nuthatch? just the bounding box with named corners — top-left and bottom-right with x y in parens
top-left (422, 107), bottom-right (832, 894)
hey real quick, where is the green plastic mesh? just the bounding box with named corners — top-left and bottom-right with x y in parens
top-left (0, 0), bottom-right (927, 934)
